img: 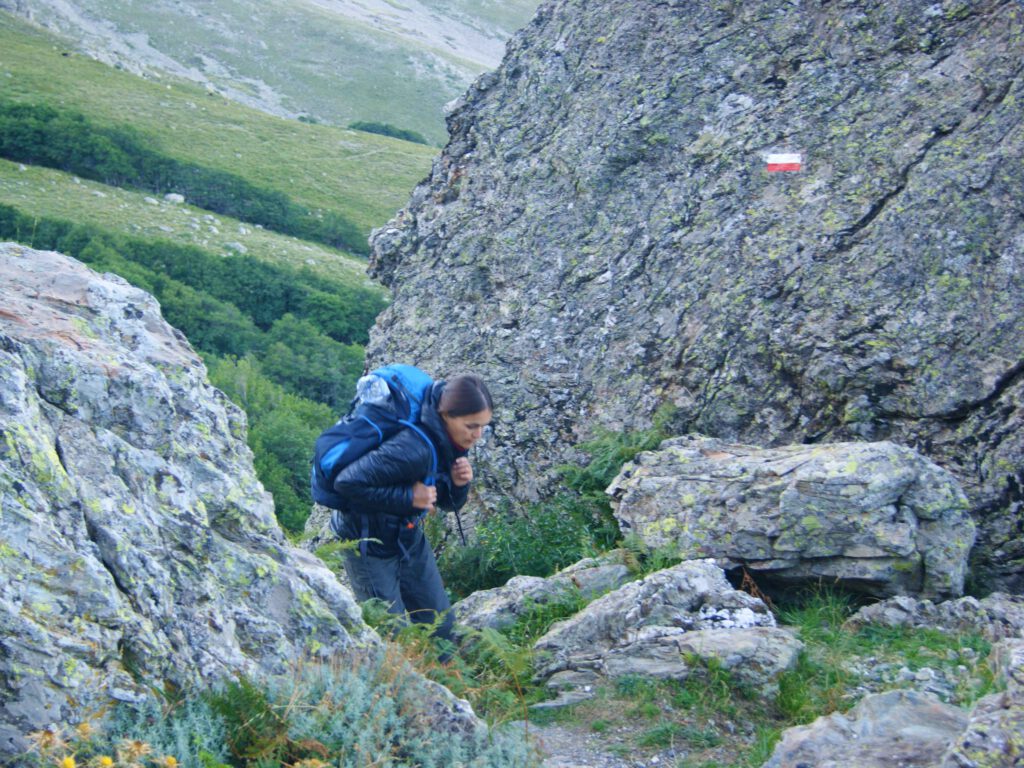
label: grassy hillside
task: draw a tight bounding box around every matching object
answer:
[4,0,540,145]
[0,158,378,288]
[0,11,437,239]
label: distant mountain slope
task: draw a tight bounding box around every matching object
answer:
[0,11,437,242]
[0,0,541,145]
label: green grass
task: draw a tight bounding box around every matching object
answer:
[0,10,437,236]
[501,588,1002,768]
[0,158,382,292]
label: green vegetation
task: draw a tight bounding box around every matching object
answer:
[208,357,335,534]
[0,0,540,147]
[19,654,540,768]
[774,587,999,723]
[0,11,436,237]
[349,121,431,146]
[433,587,995,767]
[0,100,367,252]
[0,206,383,346]
[0,11,437,537]
[437,409,671,597]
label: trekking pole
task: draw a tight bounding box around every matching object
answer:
[453,508,467,546]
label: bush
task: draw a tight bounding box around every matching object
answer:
[0,206,382,348]
[348,120,430,145]
[208,355,336,534]
[17,655,540,767]
[439,494,611,598]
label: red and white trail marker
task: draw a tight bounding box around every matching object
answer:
[765,153,802,172]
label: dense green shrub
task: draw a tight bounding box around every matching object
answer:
[0,100,369,252]
[208,355,338,534]
[0,205,384,349]
[349,120,430,146]
[439,496,609,598]
[262,314,364,405]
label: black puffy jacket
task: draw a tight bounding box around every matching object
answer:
[332,382,469,528]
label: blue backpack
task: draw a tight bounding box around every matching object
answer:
[311,364,438,510]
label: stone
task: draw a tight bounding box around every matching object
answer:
[454,550,633,632]
[531,559,800,697]
[608,435,975,599]
[763,689,969,768]
[764,638,1024,768]
[941,639,1024,768]
[845,593,1024,640]
[0,245,479,758]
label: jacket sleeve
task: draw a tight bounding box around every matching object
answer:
[332,430,433,515]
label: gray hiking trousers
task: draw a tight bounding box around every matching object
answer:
[341,522,455,652]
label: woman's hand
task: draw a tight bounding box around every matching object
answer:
[451,457,474,487]
[412,481,437,511]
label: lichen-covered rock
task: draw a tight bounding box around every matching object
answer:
[608,435,975,599]
[941,639,1024,768]
[0,245,379,756]
[845,593,1024,640]
[454,550,632,631]
[763,689,969,768]
[364,0,1024,591]
[531,559,800,700]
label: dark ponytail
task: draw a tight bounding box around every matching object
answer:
[438,374,493,417]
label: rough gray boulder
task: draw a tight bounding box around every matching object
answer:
[763,689,969,768]
[0,245,379,756]
[609,435,974,599]
[365,0,1024,591]
[454,550,633,632]
[845,592,1024,640]
[941,638,1024,768]
[531,559,801,702]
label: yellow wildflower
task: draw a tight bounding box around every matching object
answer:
[26,729,68,756]
[57,757,77,768]
[89,757,115,768]
[156,756,179,768]
[116,738,152,762]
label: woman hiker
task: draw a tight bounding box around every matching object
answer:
[331,373,493,659]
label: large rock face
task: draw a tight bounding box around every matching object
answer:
[366,0,1024,590]
[0,244,376,756]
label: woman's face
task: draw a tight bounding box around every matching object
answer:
[442,409,493,450]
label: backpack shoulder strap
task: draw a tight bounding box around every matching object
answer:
[399,418,438,486]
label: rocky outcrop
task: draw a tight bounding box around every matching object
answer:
[365,0,1024,590]
[0,244,381,756]
[764,638,1024,768]
[608,435,975,599]
[764,689,970,768]
[454,550,633,632]
[845,592,1024,640]
[530,559,802,703]
[941,639,1024,768]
